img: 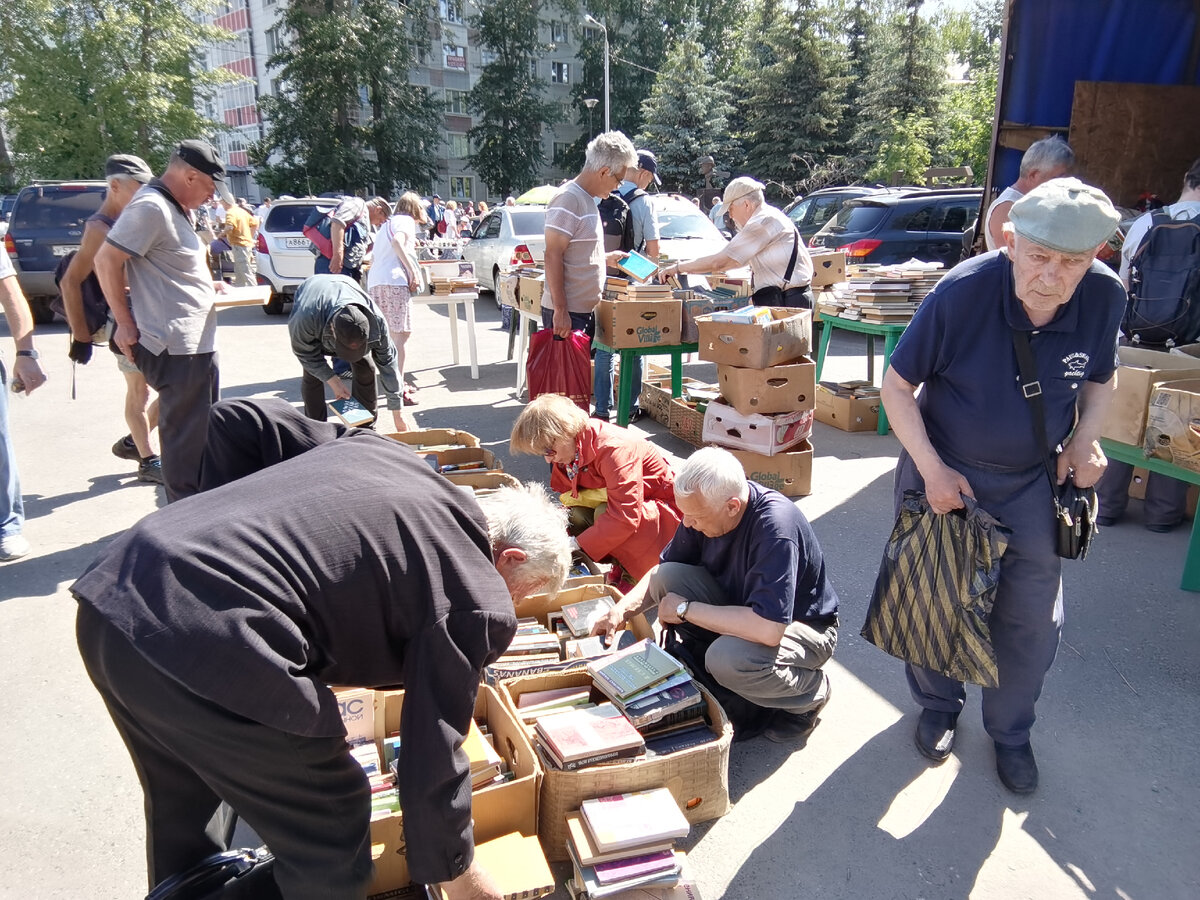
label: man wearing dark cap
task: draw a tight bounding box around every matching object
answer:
[60,153,164,485]
[288,273,407,433]
[880,177,1124,794]
[95,138,233,501]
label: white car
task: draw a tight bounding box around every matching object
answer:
[650,194,730,262]
[255,197,334,314]
[460,205,547,305]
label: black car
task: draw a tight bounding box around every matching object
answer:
[3,181,108,322]
[784,186,891,240]
[808,188,983,268]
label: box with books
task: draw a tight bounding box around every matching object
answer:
[440,471,520,497]
[681,294,740,343]
[701,399,814,457]
[594,298,682,350]
[815,381,881,433]
[695,307,811,369]
[500,671,732,861]
[420,447,504,481]
[366,685,541,894]
[384,428,481,452]
[420,831,555,900]
[726,442,813,498]
[514,584,653,644]
[716,359,815,416]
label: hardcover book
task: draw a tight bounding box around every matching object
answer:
[564,812,676,868]
[614,680,703,730]
[594,850,680,885]
[567,843,683,899]
[580,788,690,854]
[588,639,685,702]
[560,595,616,637]
[535,703,644,766]
[327,397,374,427]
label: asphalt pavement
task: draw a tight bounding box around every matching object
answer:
[1,293,1197,900]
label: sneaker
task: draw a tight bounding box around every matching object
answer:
[0,533,31,562]
[111,435,141,462]
[137,456,164,484]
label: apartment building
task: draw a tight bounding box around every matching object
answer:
[197,0,589,203]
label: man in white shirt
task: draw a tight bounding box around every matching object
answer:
[983,136,1075,251]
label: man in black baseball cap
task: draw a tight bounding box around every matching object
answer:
[175,138,235,206]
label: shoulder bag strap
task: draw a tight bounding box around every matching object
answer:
[1010,327,1062,504]
[783,227,800,283]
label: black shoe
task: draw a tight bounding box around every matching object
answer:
[1145,521,1181,533]
[764,683,830,744]
[111,435,141,462]
[137,456,164,484]
[628,407,645,424]
[1095,515,1117,527]
[915,708,959,762]
[995,741,1038,794]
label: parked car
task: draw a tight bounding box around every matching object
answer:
[460,205,547,305]
[255,196,332,315]
[3,181,107,322]
[650,193,732,261]
[0,194,18,238]
[784,186,893,240]
[808,187,983,268]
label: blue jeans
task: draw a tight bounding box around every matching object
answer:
[0,358,22,539]
[593,351,642,419]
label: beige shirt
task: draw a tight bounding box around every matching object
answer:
[543,181,605,314]
[725,204,814,290]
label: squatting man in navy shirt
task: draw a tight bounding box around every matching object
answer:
[593,446,840,744]
[880,177,1124,794]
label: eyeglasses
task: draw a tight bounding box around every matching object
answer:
[540,444,557,458]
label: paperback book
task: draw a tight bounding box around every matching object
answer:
[588,639,685,702]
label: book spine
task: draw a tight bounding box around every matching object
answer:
[559,745,643,771]
[631,703,705,732]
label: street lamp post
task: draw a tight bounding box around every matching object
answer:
[584,13,610,133]
[583,98,598,139]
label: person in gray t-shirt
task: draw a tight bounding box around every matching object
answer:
[96,139,233,502]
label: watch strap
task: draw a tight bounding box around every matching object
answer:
[16,349,38,359]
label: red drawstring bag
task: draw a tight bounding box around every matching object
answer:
[526,329,592,410]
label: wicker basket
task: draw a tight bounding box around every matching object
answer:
[640,379,673,424]
[500,672,733,861]
[668,398,706,447]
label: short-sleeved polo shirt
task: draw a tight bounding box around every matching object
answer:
[543,181,605,314]
[888,251,1125,469]
[617,181,661,253]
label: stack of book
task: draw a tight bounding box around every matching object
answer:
[565,788,694,898]
[626,283,673,301]
[502,617,564,661]
[429,276,476,295]
[605,276,631,300]
[534,702,647,770]
[817,262,947,323]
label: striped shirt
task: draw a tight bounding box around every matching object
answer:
[544,181,605,314]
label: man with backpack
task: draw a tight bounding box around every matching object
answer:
[594,149,663,421]
[1097,158,1200,531]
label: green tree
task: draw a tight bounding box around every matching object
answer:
[931,0,1002,180]
[252,0,440,197]
[467,0,560,199]
[0,0,237,182]
[634,15,738,194]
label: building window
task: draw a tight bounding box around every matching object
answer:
[450,176,472,200]
[445,89,470,114]
[559,102,572,122]
[551,61,569,84]
[448,133,470,159]
[481,47,497,67]
[263,0,276,6]
[265,25,282,56]
[440,0,464,25]
[550,21,569,44]
[443,44,467,71]
[529,58,538,79]
[553,142,571,164]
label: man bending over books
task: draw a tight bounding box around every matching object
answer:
[594,446,838,743]
[72,399,571,900]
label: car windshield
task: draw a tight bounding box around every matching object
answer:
[266,204,323,233]
[657,206,722,240]
[11,186,106,230]
[815,202,888,237]
[508,210,545,236]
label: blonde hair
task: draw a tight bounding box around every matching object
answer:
[510,393,589,455]
[394,191,426,224]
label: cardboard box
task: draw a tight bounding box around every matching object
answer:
[423,447,503,482]
[808,249,847,288]
[1101,347,1200,445]
[717,359,815,416]
[1128,467,1149,500]
[518,275,544,313]
[727,441,813,497]
[1170,343,1200,359]
[367,685,541,896]
[444,471,520,493]
[815,383,881,432]
[668,397,707,447]
[1143,378,1200,473]
[681,295,739,343]
[514,583,653,642]
[594,298,682,349]
[702,399,814,456]
[384,428,480,451]
[695,307,811,369]
[498,271,521,309]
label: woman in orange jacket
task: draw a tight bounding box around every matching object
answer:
[511,394,681,583]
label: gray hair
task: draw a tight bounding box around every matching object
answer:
[475,482,571,597]
[675,447,748,506]
[1019,136,1075,178]
[583,131,638,175]
[106,174,141,190]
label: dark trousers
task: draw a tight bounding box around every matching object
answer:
[76,602,374,899]
[133,345,219,503]
[1096,460,1188,526]
[301,359,377,423]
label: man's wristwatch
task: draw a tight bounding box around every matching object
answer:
[675,599,691,623]
[15,349,38,359]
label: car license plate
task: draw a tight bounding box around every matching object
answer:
[284,237,311,249]
[53,245,78,256]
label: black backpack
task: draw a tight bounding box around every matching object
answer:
[51,251,110,337]
[1124,207,1200,348]
[597,186,646,253]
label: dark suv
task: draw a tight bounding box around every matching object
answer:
[3,181,108,322]
[808,188,983,268]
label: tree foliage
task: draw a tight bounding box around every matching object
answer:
[252,0,441,197]
[634,14,738,194]
[467,0,560,198]
[0,0,237,183]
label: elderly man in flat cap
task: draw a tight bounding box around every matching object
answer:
[879,177,1124,794]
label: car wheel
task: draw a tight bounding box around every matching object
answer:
[28,296,55,325]
[492,268,503,309]
[264,293,286,316]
